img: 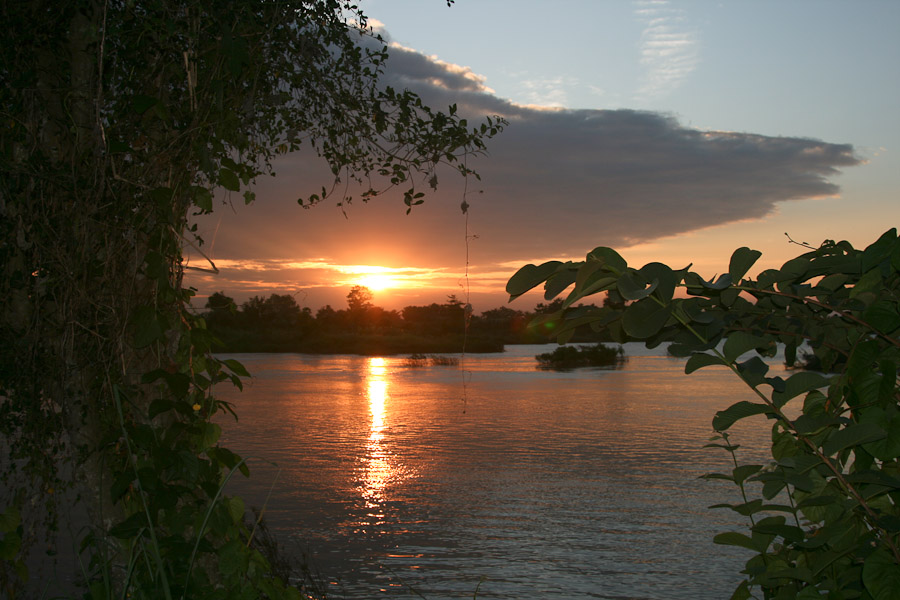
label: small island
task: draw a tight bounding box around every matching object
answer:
[535,343,626,369]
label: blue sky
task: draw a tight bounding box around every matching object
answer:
[188,0,900,311]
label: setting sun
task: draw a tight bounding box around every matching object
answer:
[336,264,433,294]
[357,273,395,291]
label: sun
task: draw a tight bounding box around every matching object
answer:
[356,273,395,291]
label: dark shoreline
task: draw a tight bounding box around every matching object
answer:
[210,333,506,355]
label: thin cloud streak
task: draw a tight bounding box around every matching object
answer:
[634,0,699,102]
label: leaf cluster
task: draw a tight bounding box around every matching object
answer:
[507,229,900,598]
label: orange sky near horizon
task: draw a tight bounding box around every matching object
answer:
[185,3,900,315]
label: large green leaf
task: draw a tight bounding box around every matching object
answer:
[713,532,757,552]
[617,269,657,301]
[723,332,771,363]
[506,261,562,300]
[821,422,887,456]
[861,228,897,272]
[132,305,164,349]
[861,408,900,460]
[864,300,900,334]
[585,247,627,273]
[713,401,772,431]
[108,512,148,539]
[772,371,831,407]
[863,547,900,600]
[622,298,671,339]
[640,262,677,302]
[685,352,727,374]
[219,167,241,192]
[729,247,762,282]
[543,266,578,299]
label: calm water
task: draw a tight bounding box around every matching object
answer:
[215,344,786,599]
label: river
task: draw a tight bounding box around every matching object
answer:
[215,343,785,599]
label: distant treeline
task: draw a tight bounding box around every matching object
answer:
[200,286,616,354]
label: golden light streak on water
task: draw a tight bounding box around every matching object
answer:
[363,357,392,507]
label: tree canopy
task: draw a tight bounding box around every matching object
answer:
[0,1,502,596]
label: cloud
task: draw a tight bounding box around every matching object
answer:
[633,0,700,102]
[187,26,860,307]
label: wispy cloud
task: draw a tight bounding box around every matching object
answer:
[634,0,699,102]
[513,74,579,108]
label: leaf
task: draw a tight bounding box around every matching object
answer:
[863,547,900,600]
[702,273,733,290]
[200,422,222,449]
[0,530,21,560]
[132,305,164,349]
[640,262,677,302]
[734,356,770,387]
[713,401,772,432]
[822,422,886,456]
[685,352,727,374]
[622,298,672,339]
[713,532,757,552]
[585,247,627,273]
[507,261,562,300]
[751,522,805,544]
[864,300,900,334]
[148,399,173,419]
[617,269,657,301]
[733,464,762,484]
[226,496,245,524]
[543,267,578,299]
[723,332,771,362]
[164,372,190,397]
[174,450,200,484]
[223,358,250,377]
[575,275,617,300]
[219,168,240,192]
[729,247,762,282]
[0,506,21,533]
[772,371,831,406]
[729,580,751,600]
[861,408,900,460]
[861,228,897,272]
[109,513,147,539]
[850,267,883,299]
[110,471,133,502]
[191,186,213,212]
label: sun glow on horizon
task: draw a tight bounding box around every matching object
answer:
[356,273,396,291]
[335,264,440,292]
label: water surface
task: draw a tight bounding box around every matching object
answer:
[216,344,784,599]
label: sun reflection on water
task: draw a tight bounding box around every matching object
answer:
[362,357,394,507]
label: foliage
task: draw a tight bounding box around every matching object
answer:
[346,285,375,313]
[507,229,900,598]
[0,1,501,597]
[534,343,625,370]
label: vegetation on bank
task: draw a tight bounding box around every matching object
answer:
[535,343,625,369]
[0,1,502,597]
[201,286,618,354]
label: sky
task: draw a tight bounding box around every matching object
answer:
[186,0,900,313]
